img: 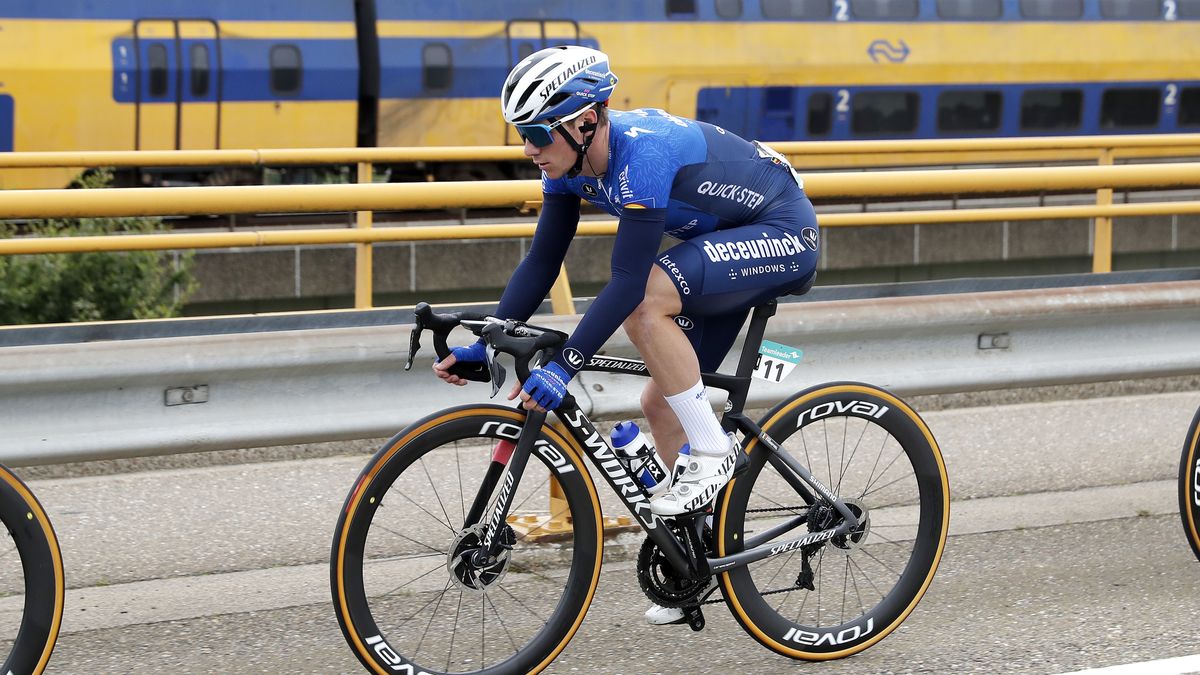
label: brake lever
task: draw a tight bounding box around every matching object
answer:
[485,343,507,398]
[404,325,422,371]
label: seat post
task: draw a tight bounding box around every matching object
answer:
[735,300,776,379]
[720,300,777,425]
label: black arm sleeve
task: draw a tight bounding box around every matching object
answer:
[494,192,581,322]
[550,207,667,376]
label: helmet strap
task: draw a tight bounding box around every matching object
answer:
[559,118,599,179]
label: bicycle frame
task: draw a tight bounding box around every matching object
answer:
[476,300,862,580]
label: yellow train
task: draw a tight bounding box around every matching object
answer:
[1,0,1198,188]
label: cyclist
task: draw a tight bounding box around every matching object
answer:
[435,43,818,549]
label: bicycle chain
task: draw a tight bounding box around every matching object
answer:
[700,506,809,605]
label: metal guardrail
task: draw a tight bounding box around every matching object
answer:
[3,162,1200,312]
[1,280,1196,466]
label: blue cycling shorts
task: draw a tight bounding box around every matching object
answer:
[653,193,819,371]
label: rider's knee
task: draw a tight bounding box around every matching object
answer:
[623,302,656,344]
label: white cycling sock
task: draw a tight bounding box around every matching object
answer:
[664,380,732,457]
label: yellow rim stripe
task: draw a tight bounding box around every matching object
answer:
[717,384,950,660]
[0,466,64,674]
[333,408,603,674]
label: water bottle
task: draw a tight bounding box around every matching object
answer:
[610,421,672,496]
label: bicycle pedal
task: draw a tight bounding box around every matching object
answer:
[683,605,705,632]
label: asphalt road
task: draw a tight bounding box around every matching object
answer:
[13,389,1200,674]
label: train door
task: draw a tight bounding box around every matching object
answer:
[134,19,221,150]
[503,20,582,145]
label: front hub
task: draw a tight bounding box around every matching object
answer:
[446,524,513,593]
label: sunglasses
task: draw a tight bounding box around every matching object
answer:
[515,105,594,148]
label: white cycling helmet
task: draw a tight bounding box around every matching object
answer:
[501,45,617,125]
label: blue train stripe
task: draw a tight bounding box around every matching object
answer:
[378,37,598,99]
[385,0,1199,22]
[0,95,12,152]
[700,81,1200,141]
[110,38,358,103]
[0,0,354,22]
[2,1,1197,23]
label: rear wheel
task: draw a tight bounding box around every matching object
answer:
[716,382,949,660]
[331,405,603,674]
[0,464,64,674]
[1179,404,1200,562]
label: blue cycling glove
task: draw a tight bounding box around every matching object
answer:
[448,340,487,363]
[522,362,571,410]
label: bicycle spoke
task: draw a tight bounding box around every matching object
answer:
[394,489,457,535]
[837,419,872,495]
[847,554,887,604]
[495,580,549,625]
[447,590,463,672]
[367,521,446,558]
[483,589,521,657]
[852,544,904,581]
[847,556,866,617]
[508,471,552,517]
[860,471,915,502]
[861,442,904,502]
[455,445,467,524]
[412,579,452,655]
[420,456,455,531]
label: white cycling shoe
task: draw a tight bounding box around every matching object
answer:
[644,576,719,626]
[650,444,738,517]
[644,603,687,625]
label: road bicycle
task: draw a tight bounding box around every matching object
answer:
[331,298,950,674]
[1180,403,1200,562]
[0,463,64,674]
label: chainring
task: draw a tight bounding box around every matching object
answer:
[635,525,713,609]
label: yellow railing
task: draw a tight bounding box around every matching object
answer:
[2,162,1200,308]
[2,134,1199,170]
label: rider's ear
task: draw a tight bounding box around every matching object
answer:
[576,107,599,131]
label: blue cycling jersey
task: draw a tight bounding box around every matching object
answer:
[543,108,804,238]
[495,108,814,380]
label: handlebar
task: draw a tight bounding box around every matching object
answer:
[406,302,569,392]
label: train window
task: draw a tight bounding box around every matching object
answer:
[516,43,535,61]
[1019,89,1082,130]
[1180,88,1200,127]
[938,90,1001,132]
[761,87,795,139]
[1099,0,1160,18]
[667,0,698,16]
[270,45,302,95]
[147,43,169,98]
[422,43,452,92]
[1019,0,1082,18]
[852,91,919,134]
[190,44,210,97]
[807,92,832,136]
[851,0,919,18]
[1101,88,1159,128]
[715,0,743,18]
[936,0,1002,19]
[761,0,832,19]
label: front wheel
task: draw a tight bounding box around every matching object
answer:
[331,404,604,675]
[715,382,949,660]
[0,464,65,675]
[1179,404,1200,562]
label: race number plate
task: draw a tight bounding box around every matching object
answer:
[754,339,803,383]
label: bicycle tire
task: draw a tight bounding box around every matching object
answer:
[715,382,949,660]
[0,464,65,675]
[1179,404,1200,562]
[331,404,603,675]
